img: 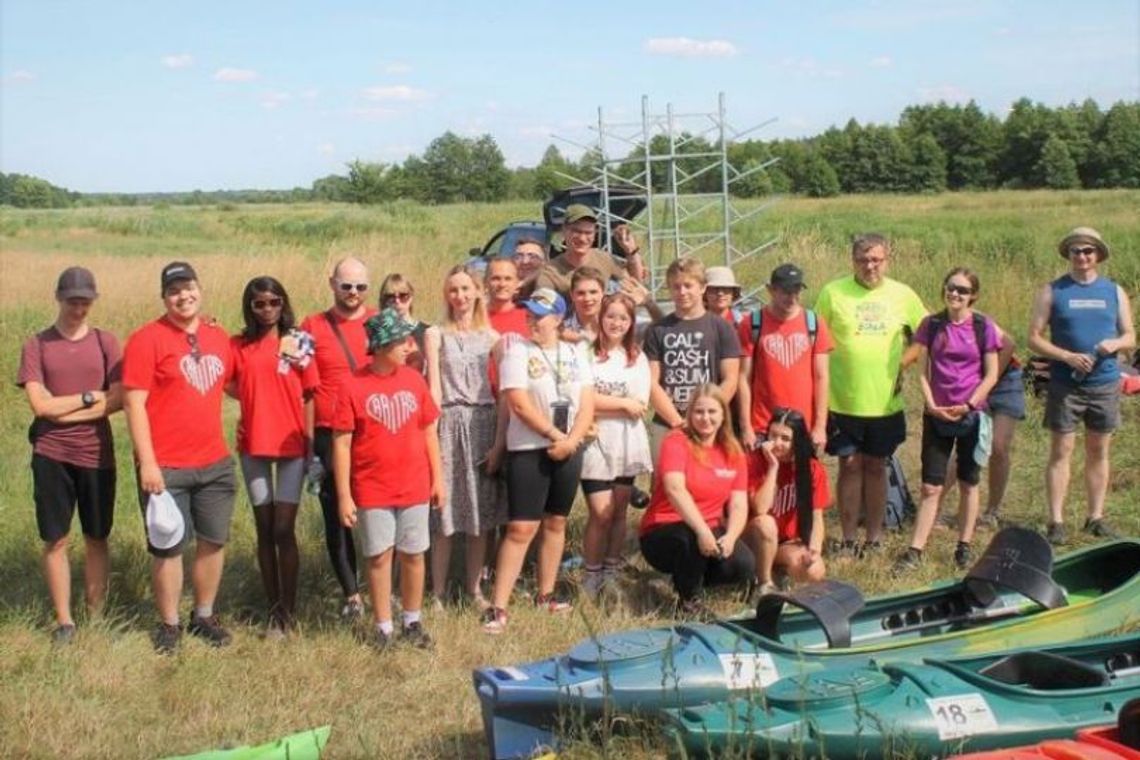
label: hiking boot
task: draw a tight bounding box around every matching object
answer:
[677,596,716,622]
[833,539,861,559]
[340,597,365,623]
[953,542,974,569]
[1083,517,1119,540]
[51,623,76,646]
[534,592,573,613]
[400,621,434,650]
[860,540,884,558]
[152,622,182,655]
[892,547,924,576]
[1045,521,1067,546]
[188,614,232,647]
[369,628,394,652]
[481,607,508,635]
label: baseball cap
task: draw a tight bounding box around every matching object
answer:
[160,261,198,292]
[55,266,98,300]
[769,263,807,290]
[563,204,597,226]
[146,491,185,551]
[1058,227,1109,261]
[521,287,567,317]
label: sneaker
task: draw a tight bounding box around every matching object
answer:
[152,622,182,655]
[369,628,394,652]
[340,597,365,622]
[1045,521,1067,546]
[953,542,974,569]
[756,581,778,598]
[481,606,508,635]
[400,621,434,650]
[833,539,861,559]
[977,509,1001,529]
[677,597,716,622]
[1083,517,1119,540]
[860,540,884,558]
[51,623,76,646]
[264,618,287,642]
[630,486,651,509]
[892,547,923,576]
[188,614,232,647]
[534,592,573,614]
[581,570,605,599]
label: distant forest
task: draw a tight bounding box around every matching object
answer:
[3,97,1137,209]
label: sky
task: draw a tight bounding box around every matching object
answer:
[1,0,1137,193]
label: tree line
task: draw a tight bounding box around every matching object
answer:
[3,97,1137,208]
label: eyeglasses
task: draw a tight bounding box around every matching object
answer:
[186,332,201,361]
[337,282,369,293]
[251,297,283,310]
[1068,246,1098,258]
[706,287,737,296]
[383,292,412,304]
[855,257,886,266]
[944,284,974,296]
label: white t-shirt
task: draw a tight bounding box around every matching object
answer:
[499,338,595,451]
[582,348,653,480]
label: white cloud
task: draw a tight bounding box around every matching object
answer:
[384,62,412,74]
[779,57,845,78]
[3,69,35,84]
[643,37,738,58]
[213,67,259,82]
[362,85,432,102]
[917,84,971,103]
[161,54,194,69]
[869,55,893,68]
[317,143,335,156]
[350,106,397,120]
[260,91,291,109]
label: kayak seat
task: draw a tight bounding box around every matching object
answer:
[965,526,1068,610]
[980,651,1109,690]
[754,580,865,649]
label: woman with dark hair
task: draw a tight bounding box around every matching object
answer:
[379,273,429,375]
[748,407,831,594]
[896,267,1001,574]
[638,384,753,619]
[231,276,317,637]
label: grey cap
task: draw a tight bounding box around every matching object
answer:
[56,266,98,300]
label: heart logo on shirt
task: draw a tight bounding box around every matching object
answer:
[762,333,810,368]
[365,391,418,434]
[180,354,225,395]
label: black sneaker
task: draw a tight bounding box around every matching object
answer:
[400,621,434,650]
[860,540,884,559]
[833,539,861,559]
[188,614,232,647]
[1045,521,1067,546]
[953,542,973,569]
[630,486,651,509]
[892,547,923,576]
[153,622,182,655]
[370,629,394,652]
[1082,517,1119,540]
[51,623,76,646]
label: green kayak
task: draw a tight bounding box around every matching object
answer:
[162,726,330,760]
[663,634,1140,758]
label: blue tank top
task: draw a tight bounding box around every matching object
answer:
[1048,274,1120,386]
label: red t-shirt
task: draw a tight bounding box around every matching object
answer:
[748,455,832,542]
[332,365,440,508]
[301,308,376,429]
[737,307,834,433]
[232,332,319,458]
[489,304,530,339]
[640,429,748,536]
[122,317,234,468]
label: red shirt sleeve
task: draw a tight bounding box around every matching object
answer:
[812,313,835,354]
[331,380,356,432]
[122,325,157,391]
[730,451,748,491]
[300,359,320,392]
[736,313,755,358]
[811,458,832,510]
[658,431,687,475]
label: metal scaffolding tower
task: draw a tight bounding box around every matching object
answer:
[554,92,779,297]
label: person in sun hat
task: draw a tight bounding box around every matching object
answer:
[122,261,237,654]
[704,265,745,326]
[1028,227,1135,545]
[17,266,123,645]
[332,307,444,651]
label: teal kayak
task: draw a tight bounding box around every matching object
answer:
[473,530,1140,759]
[162,726,331,760]
[662,634,1140,758]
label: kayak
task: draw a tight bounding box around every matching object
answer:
[473,529,1140,759]
[948,699,1140,759]
[662,634,1140,759]
[162,726,331,760]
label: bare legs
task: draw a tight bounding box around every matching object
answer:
[837,454,887,544]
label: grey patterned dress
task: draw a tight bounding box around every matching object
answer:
[436,329,506,537]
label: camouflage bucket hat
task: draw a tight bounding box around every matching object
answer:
[365,307,415,353]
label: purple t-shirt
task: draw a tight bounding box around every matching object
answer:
[915,314,1001,407]
[17,327,122,468]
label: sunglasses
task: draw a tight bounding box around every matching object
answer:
[251,297,283,310]
[186,332,201,361]
[337,282,369,293]
[1068,246,1098,258]
[944,284,974,296]
[383,292,412,304]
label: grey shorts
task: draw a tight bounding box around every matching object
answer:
[137,457,237,558]
[357,503,430,557]
[988,368,1026,421]
[1044,378,1121,434]
[239,454,305,507]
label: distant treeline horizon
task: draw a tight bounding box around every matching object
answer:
[2,96,1137,209]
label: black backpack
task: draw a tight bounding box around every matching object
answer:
[884,453,917,530]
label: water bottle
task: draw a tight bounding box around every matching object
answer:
[1071,353,1095,382]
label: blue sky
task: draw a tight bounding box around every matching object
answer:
[1,0,1137,193]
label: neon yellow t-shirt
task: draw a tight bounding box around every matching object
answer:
[813,275,927,416]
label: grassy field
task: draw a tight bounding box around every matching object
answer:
[1,190,1139,759]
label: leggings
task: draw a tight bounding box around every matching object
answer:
[640,522,755,601]
[313,427,358,597]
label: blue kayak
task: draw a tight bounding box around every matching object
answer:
[473,529,1140,759]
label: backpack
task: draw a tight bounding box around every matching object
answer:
[925,310,988,376]
[750,307,817,352]
[884,453,917,530]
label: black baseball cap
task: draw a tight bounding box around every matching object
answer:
[769,263,807,290]
[56,266,98,300]
[160,261,198,292]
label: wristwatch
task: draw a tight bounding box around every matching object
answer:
[81,391,96,408]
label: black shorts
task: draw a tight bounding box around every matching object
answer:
[920,414,982,487]
[506,449,583,520]
[32,453,116,543]
[580,475,635,496]
[825,411,906,459]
